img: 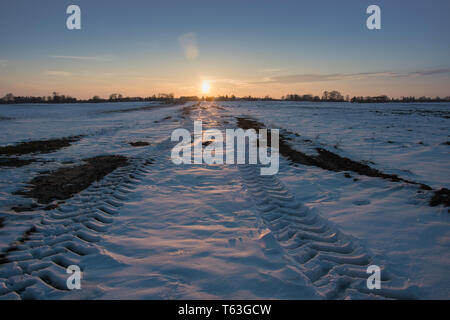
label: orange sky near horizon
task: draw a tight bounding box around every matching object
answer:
[2,64,449,100]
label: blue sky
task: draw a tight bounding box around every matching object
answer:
[0,0,449,98]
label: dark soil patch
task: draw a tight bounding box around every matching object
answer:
[0,217,4,229]
[0,226,37,265]
[202,140,213,147]
[0,136,83,156]
[443,141,450,146]
[43,204,59,211]
[11,203,39,212]
[0,116,13,121]
[181,106,193,118]
[11,201,65,212]
[0,252,9,265]
[181,103,200,119]
[129,141,150,147]
[0,157,35,168]
[103,104,170,114]
[419,184,432,191]
[15,155,128,204]
[391,109,450,119]
[430,188,450,207]
[236,117,432,190]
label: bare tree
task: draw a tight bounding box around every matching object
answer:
[3,93,14,102]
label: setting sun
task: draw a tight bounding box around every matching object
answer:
[201,80,210,94]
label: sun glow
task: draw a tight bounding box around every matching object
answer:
[201,80,210,94]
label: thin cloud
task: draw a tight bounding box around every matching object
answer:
[49,55,104,61]
[413,68,450,76]
[202,76,253,87]
[260,74,341,83]
[45,70,72,76]
[258,68,281,73]
[178,32,199,60]
[255,68,450,84]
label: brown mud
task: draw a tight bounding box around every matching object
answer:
[0,136,83,156]
[0,226,37,265]
[129,141,150,147]
[103,104,173,114]
[0,157,35,168]
[430,188,450,207]
[236,117,449,207]
[14,155,128,205]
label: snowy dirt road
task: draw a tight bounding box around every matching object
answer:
[0,101,448,299]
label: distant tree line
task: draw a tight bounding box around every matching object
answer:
[283,91,450,103]
[283,91,348,102]
[350,95,450,103]
[0,92,176,104]
[1,91,449,104]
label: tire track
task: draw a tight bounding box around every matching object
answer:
[238,163,416,299]
[176,102,417,299]
[0,102,419,299]
[0,147,155,299]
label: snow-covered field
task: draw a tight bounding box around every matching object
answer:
[0,101,448,299]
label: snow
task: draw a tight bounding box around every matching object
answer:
[0,101,449,299]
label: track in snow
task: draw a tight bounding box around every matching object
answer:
[188,102,417,299]
[0,147,154,299]
[238,163,416,299]
[0,102,420,299]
